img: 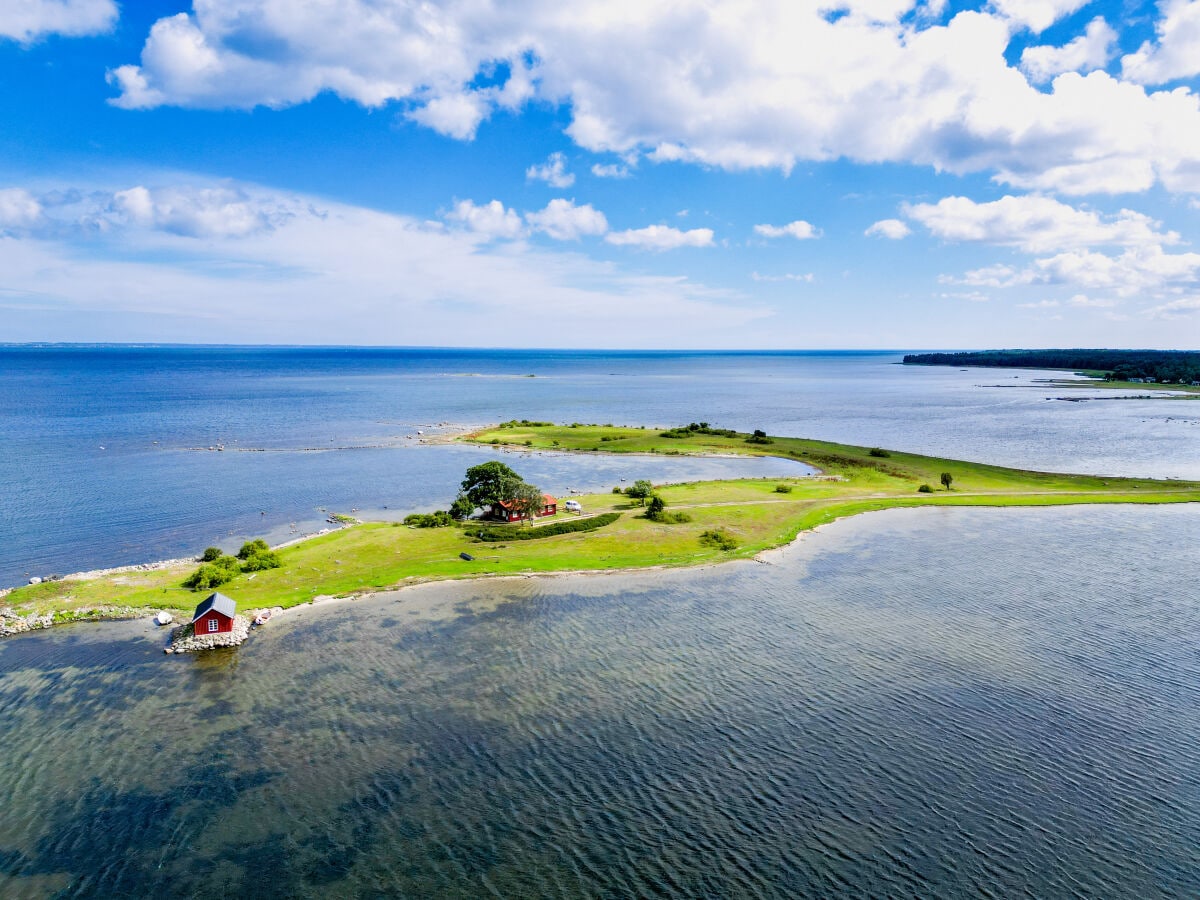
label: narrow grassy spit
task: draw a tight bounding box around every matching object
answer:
[6,424,1199,619]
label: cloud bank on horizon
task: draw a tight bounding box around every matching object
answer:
[2,0,1199,347]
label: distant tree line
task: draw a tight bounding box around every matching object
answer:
[903,350,1200,384]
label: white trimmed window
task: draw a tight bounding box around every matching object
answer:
[207,618,219,632]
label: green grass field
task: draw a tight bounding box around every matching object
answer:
[5,423,1198,619]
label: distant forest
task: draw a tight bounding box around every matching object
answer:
[903,350,1200,384]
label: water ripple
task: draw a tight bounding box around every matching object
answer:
[0,505,1198,896]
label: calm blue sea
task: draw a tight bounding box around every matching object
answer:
[2,346,1199,897]
[2,345,1197,585]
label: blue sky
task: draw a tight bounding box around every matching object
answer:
[2,0,1199,348]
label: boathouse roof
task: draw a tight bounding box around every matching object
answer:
[192,592,237,623]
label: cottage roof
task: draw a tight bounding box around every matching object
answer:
[192,592,237,623]
[497,494,557,510]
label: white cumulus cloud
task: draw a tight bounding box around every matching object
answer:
[905,195,1178,253]
[1021,17,1116,83]
[444,199,525,240]
[109,185,287,238]
[526,152,575,188]
[754,220,820,240]
[606,225,715,251]
[988,0,1090,33]
[1122,0,1200,85]
[865,218,911,239]
[1,0,117,43]
[103,1,1200,197]
[524,199,608,241]
[0,188,44,231]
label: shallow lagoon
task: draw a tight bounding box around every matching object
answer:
[2,505,1197,897]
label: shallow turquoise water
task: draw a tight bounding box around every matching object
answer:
[2,505,1197,897]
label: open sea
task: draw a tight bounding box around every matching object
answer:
[1,346,1198,897]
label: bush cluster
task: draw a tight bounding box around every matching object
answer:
[868,448,891,458]
[647,509,691,524]
[699,529,739,551]
[498,419,553,428]
[918,484,934,493]
[643,495,689,523]
[774,484,792,493]
[660,422,739,439]
[184,538,281,590]
[404,511,454,528]
[184,555,242,590]
[476,512,620,542]
[744,429,774,445]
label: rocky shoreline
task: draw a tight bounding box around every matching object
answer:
[165,615,252,653]
[163,606,283,653]
[0,605,146,637]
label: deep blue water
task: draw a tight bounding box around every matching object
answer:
[2,346,1197,585]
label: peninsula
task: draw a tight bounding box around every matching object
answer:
[5,422,1199,626]
[903,349,1200,391]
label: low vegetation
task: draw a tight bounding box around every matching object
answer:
[5,423,1199,620]
[404,511,454,528]
[699,529,739,551]
[183,539,281,590]
[475,512,621,542]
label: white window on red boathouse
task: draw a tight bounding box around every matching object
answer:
[207,618,219,632]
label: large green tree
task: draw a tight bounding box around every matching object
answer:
[625,479,654,506]
[510,481,547,525]
[460,461,523,509]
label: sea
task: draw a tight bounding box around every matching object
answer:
[1,346,1198,897]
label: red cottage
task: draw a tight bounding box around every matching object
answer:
[493,494,558,522]
[191,592,236,635]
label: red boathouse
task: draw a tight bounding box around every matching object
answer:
[192,592,237,635]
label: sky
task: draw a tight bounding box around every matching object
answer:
[1,0,1200,349]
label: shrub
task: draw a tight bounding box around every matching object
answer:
[404,511,454,528]
[240,550,282,571]
[237,539,270,560]
[699,529,739,551]
[665,512,692,523]
[184,564,230,591]
[498,419,553,428]
[660,422,739,439]
[200,546,223,562]
[647,499,691,524]
[918,484,934,493]
[745,429,774,445]
[183,554,241,590]
[476,512,620,542]
[868,448,891,458]
[612,486,623,494]
[774,484,792,493]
